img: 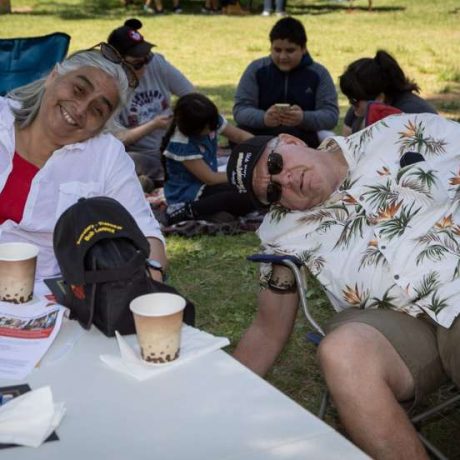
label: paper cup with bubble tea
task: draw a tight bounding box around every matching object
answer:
[0,242,39,304]
[129,292,186,363]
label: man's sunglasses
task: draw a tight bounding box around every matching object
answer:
[129,53,153,70]
[266,148,284,204]
[89,42,139,89]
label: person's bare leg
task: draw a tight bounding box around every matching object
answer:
[233,288,298,376]
[144,0,154,11]
[318,323,428,460]
[153,0,163,11]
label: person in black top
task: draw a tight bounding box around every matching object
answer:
[340,49,437,135]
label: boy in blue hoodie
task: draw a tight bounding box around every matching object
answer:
[233,17,338,148]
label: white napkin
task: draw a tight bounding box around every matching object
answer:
[100,325,230,381]
[0,386,66,448]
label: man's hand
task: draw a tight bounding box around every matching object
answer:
[264,105,283,127]
[278,104,303,127]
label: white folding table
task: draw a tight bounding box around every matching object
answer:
[0,321,368,459]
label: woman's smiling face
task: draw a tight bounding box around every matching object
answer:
[39,66,119,146]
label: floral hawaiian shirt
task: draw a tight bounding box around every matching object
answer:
[258,113,460,328]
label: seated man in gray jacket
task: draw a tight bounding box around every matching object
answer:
[233,17,338,148]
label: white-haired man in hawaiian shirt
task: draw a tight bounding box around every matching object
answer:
[226,113,460,460]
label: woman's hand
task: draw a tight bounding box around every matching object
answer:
[152,114,173,131]
[147,237,167,282]
[115,114,173,145]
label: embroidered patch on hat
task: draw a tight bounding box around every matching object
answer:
[77,222,124,245]
[235,151,251,193]
[53,196,150,285]
[226,135,274,209]
[128,30,143,42]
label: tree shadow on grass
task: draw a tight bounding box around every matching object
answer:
[10,0,255,18]
[288,3,405,16]
[11,0,149,19]
[9,0,407,18]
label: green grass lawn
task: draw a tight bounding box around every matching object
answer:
[2,0,460,456]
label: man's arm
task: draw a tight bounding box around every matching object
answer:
[300,64,339,132]
[233,60,267,129]
[221,123,254,144]
[342,106,355,136]
[233,265,299,377]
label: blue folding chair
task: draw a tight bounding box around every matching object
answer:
[0,32,71,96]
[247,253,460,460]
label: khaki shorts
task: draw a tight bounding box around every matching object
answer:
[324,308,460,408]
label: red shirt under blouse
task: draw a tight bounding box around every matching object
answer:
[0,152,39,224]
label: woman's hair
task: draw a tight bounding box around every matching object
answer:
[160,93,219,153]
[339,50,420,103]
[7,49,131,133]
[269,17,307,48]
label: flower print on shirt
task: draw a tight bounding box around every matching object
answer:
[257,113,460,327]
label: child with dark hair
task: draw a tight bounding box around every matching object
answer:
[162,93,256,226]
[340,49,437,135]
[233,17,338,148]
[268,16,305,44]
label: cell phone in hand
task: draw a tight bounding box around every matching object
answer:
[275,103,291,111]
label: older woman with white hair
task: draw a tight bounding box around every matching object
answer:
[0,44,166,280]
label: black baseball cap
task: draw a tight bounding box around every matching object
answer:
[108,18,155,58]
[53,196,150,285]
[226,135,274,209]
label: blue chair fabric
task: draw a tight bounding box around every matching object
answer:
[0,32,71,96]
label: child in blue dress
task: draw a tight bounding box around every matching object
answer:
[162,93,256,225]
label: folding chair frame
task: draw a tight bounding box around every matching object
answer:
[248,253,460,460]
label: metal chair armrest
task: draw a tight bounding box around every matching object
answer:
[247,254,325,336]
[246,254,303,266]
